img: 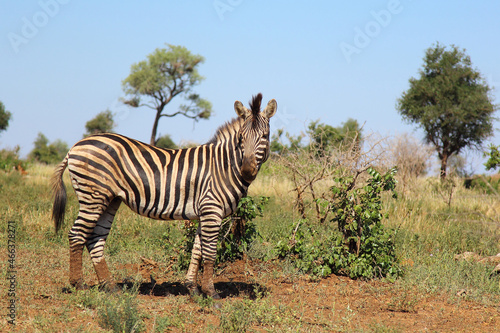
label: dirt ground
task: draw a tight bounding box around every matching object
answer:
[212,260,499,332]
[5,257,500,332]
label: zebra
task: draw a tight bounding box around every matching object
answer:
[51,93,277,299]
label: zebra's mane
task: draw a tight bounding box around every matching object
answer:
[249,93,262,116]
[207,117,244,145]
[207,94,263,144]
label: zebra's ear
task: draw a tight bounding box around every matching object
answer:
[234,101,251,119]
[262,99,277,119]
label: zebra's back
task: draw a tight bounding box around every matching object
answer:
[67,133,213,221]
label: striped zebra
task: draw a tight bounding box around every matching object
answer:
[51,93,277,298]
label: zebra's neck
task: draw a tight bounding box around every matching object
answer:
[207,124,250,214]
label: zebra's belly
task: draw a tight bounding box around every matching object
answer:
[120,194,200,221]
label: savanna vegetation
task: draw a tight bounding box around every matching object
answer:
[1,128,499,332]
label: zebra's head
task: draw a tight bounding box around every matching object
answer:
[234,93,277,182]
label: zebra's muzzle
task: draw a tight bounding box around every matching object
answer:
[241,153,258,182]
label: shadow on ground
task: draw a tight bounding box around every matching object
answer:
[117,280,268,299]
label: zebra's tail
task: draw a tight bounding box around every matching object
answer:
[51,155,69,233]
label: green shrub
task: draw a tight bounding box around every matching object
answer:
[217,196,268,263]
[219,299,255,333]
[69,286,145,333]
[155,134,177,149]
[276,168,402,280]
[466,175,500,194]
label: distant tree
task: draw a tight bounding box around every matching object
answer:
[155,134,177,149]
[484,144,500,171]
[271,119,362,157]
[0,101,12,133]
[122,44,212,145]
[307,118,362,156]
[84,109,115,137]
[270,129,304,155]
[29,133,68,164]
[397,43,497,179]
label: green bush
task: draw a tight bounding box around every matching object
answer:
[155,134,177,149]
[276,168,402,280]
[466,175,500,194]
[70,286,144,333]
[217,196,268,264]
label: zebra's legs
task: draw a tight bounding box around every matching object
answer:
[68,197,119,290]
[68,237,86,289]
[202,260,218,298]
[185,224,202,295]
[68,219,90,289]
[199,212,222,299]
[86,198,121,289]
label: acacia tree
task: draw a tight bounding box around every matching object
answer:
[397,43,497,179]
[122,44,212,145]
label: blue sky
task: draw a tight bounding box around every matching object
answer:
[1,1,500,173]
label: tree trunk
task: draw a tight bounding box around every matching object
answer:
[150,108,162,146]
[440,152,448,180]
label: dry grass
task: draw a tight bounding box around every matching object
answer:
[247,173,295,200]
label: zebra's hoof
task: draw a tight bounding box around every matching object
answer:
[71,279,89,291]
[185,281,201,296]
[100,281,120,293]
[201,287,221,300]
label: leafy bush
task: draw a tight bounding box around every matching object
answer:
[276,168,402,280]
[217,196,268,263]
[84,109,116,137]
[166,220,198,271]
[71,286,144,333]
[465,174,500,194]
[0,101,11,133]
